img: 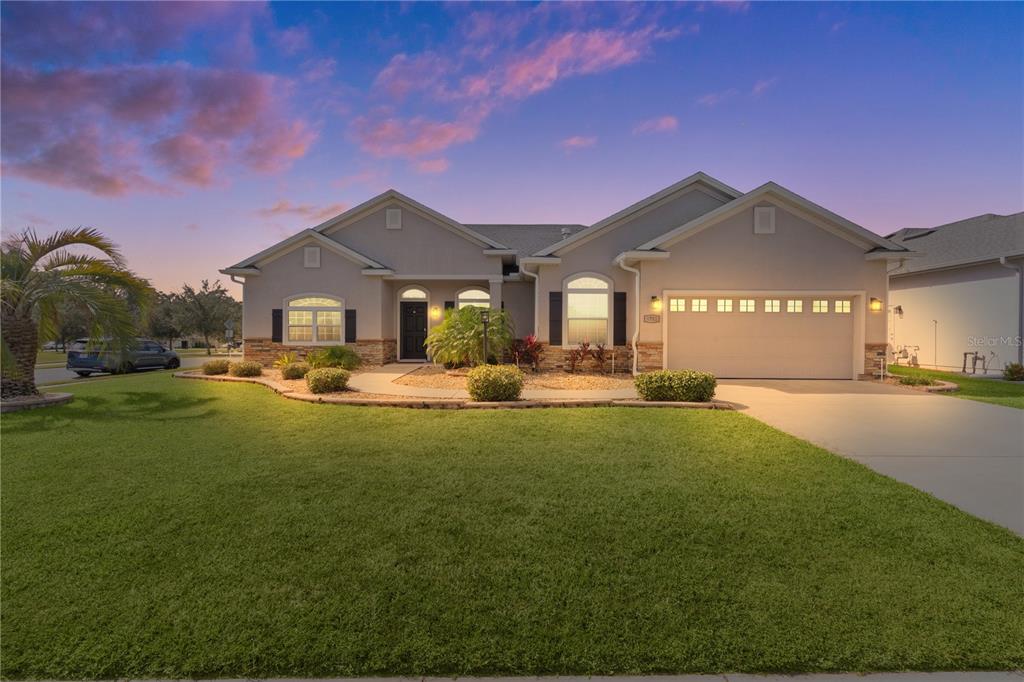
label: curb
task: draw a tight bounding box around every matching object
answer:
[0,391,73,413]
[174,372,733,410]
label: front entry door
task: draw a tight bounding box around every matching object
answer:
[400,301,428,360]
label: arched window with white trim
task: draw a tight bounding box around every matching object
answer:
[457,288,490,309]
[286,295,343,344]
[565,274,610,345]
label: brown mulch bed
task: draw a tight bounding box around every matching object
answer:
[394,365,635,391]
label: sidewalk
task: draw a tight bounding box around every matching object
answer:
[348,363,639,401]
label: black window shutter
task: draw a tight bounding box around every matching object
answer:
[271,309,282,343]
[345,309,357,343]
[444,301,455,310]
[548,292,562,346]
[614,292,627,346]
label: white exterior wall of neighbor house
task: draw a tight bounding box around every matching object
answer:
[889,262,1020,373]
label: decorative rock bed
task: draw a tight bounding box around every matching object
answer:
[0,392,73,413]
[174,371,735,410]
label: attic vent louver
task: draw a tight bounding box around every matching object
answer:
[754,206,775,234]
[386,208,402,230]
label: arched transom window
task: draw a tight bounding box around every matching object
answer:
[457,288,490,309]
[287,295,343,343]
[566,275,609,345]
[400,287,427,300]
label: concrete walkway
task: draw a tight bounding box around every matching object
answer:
[348,364,638,401]
[714,380,1024,535]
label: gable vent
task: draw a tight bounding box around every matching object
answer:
[386,208,402,230]
[754,206,775,234]
[303,246,321,268]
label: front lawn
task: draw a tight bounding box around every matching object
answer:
[888,365,1024,409]
[2,373,1022,678]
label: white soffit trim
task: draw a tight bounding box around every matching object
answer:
[536,172,743,257]
[519,256,562,265]
[636,182,908,253]
[219,267,260,276]
[615,250,670,262]
[229,230,387,270]
[314,189,507,249]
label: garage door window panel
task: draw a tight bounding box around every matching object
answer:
[834,300,851,314]
[669,298,685,312]
[717,299,733,313]
[787,300,803,313]
[812,300,828,313]
[691,298,708,312]
[765,299,781,313]
[739,299,755,313]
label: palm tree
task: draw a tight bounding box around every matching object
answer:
[1,228,153,399]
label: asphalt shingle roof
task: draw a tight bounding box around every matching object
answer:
[466,224,587,256]
[887,212,1024,274]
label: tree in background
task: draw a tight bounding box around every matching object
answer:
[1,228,152,398]
[146,292,183,348]
[53,300,92,351]
[173,280,241,355]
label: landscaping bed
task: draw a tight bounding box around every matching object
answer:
[887,365,1024,409]
[2,372,1022,677]
[395,365,636,390]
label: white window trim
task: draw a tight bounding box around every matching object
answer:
[283,293,345,346]
[455,286,491,309]
[396,285,432,362]
[562,271,613,348]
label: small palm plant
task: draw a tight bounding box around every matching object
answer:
[425,306,514,367]
[1,228,153,398]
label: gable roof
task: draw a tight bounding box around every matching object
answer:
[635,181,908,254]
[223,229,387,273]
[313,189,507,249]
[887,212,1024,275]
[535,172,742,256]
[467,224,586,256]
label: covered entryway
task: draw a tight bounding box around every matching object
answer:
[398,286,429,360]
[664,293,860,379]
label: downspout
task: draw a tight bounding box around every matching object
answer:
[615,255,641,375]
[998,257,1024,364]
[229,275,245,286]
[519,263,540,338]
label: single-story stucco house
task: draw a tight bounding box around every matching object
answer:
[887,212,1024,373]
[221,172,915,379]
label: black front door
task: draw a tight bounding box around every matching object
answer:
[400,301,428,360]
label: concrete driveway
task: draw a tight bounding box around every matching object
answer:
[715,380,1024,535]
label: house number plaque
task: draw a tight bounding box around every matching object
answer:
[643,314,661,323]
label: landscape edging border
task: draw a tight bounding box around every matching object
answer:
[0,392,73,413]
[173,371,735,410]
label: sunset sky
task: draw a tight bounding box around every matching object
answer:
[1,1,1021,295]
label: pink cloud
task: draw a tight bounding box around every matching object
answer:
[352,112,479,159]
[301,58,337,82]
[184,222,201,232]
[633,115,679,134]
[1,63,315,195]
[560,135,597,151]
[258,200,350,222]
[274,25,311,55]
[696,88,739,107]
[374,52,452,100]
[751,77,779,96]
[413,158,450,174]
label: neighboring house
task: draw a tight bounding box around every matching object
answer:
[222,172,912,379]
[887,212,1024,373]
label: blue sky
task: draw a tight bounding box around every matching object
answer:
[1,1,1020,293]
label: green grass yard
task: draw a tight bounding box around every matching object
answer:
[2,373,1022,678]
[888,365,1024,409]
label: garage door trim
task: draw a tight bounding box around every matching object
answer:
[659,289,867,380]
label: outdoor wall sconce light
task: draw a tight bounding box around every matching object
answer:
[869,297,883,312]
[430,305,441,320]
[650,296,663,312]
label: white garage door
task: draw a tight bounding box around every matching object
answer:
[665,295,855,379]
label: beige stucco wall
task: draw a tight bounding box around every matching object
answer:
[323,203,504,276]
[242,239,383,338]
[502,279,535,337]
[639,201,889,345]
[890,262,1020,372]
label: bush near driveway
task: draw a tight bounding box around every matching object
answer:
[466,364,524,401]
[1,373,1022,678]
[228,361,262,377]
[201,359,230,375]
[280,362,310,380]
[1003,362,1024,381]
[635,369,717,402]
[305,367,350,393]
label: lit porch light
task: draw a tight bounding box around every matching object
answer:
[869,297,883,312]
[430,305,441,320]
[650,296,663,313]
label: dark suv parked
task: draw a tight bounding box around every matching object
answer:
[66,338,180,377]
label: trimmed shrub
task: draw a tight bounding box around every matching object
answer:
[306,367,350,394]
[635,369,717,402]
[898,373,936,386]
[466,364,523,402]
[280,362,310,380]
[228,360,263,377]
[306,345,362,371]
[202,359,230,375]
[1003,362,1024,381]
